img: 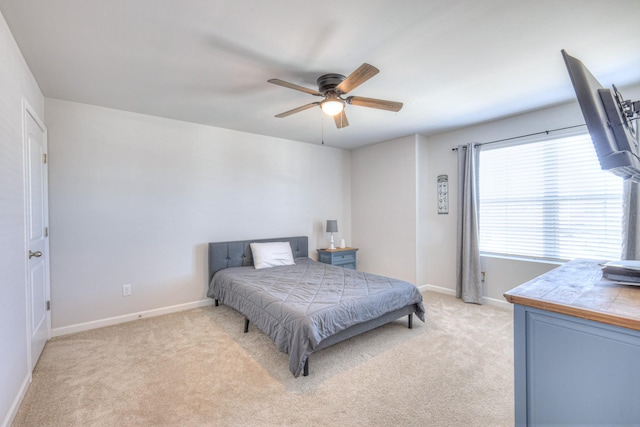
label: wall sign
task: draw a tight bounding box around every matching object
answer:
[437,174,448,214]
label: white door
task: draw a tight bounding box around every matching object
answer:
[25,106,50,370]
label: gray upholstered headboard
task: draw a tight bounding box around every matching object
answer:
[208,236,309,282]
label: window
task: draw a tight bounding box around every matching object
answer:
[478,133,623,261]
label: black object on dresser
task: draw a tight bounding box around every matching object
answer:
[317,248,358,270]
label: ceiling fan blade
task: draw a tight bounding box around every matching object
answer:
[346,96,403,112]
[333,109,349,129]
[275,102,320,118]
[335,63,379,94]
[268,79,322,96]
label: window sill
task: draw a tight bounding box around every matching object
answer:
[480,253,566,266]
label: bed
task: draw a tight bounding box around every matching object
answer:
[207,236,425,377]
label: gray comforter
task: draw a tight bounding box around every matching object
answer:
[208,257,425,377]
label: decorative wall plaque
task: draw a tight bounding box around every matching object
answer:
[437,174,448,214]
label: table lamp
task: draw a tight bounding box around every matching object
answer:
[326,220,338,250]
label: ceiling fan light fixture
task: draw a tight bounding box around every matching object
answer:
[320,94,345,116]
[270,63,400,128]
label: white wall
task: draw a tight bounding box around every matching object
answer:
[45,99,351,332]
[352,82,640,304]
[423,102,598,299]
[0,9,44,427]
[351,135,418,283]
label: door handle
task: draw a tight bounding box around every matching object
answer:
[29,250,42,259]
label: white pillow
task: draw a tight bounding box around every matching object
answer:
[250,242,295,269]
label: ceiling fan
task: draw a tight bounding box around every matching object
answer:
[268,63,403,129]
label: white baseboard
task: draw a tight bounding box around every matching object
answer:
[52,299,215,337]
[420,284,512,311]
[483,295,513,310]
[2,373,30,427]
[52,285,513,338]
[420,284,455,296]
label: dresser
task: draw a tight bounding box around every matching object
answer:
[504,259,640,426]
[316,248,358,270]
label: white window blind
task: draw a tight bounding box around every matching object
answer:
[478,133,623,261]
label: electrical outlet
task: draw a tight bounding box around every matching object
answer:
[122,284,132,296]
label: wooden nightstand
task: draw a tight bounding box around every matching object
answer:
[317,247,358,270]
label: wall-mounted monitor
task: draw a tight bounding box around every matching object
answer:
[562,49,640,181]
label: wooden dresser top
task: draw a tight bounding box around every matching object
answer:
[504,259,640,331]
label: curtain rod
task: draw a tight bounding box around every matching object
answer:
[451,123,586,151]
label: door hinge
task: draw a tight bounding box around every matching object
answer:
[46,300,51,311]
[42,153,47,164]
[44,227,49,237]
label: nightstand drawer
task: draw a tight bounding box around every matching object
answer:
[317,248,359,270]
[333,253,355,263]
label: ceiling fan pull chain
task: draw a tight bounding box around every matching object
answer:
[321,110,325,145]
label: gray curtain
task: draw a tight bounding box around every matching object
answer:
[622,181,640,259]
[622,121,640,260]
[456,143,483,304]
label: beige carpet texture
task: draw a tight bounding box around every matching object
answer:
[13,291,514,427]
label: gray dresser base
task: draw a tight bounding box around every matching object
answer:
[513,304,640,426]
[505,259,640,426]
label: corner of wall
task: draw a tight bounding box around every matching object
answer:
[416,134,430,286]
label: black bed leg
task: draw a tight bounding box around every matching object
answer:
[303,358,309,376]
[215,299,219,306]
[408,313,413,329]
[244,318,249,333]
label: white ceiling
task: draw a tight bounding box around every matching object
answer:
[1,0,639,150]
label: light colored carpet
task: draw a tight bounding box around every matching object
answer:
[13,291,514,426]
